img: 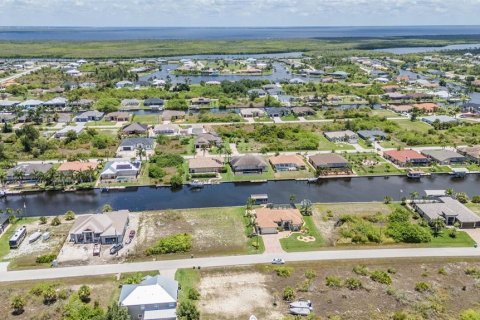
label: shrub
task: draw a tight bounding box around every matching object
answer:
[353,265,370,276]
[325,275,343,288]
[304,269,317,280]
[415,281,430,292]
[78,285,91,303]
[36,253,56,264]
[370,270,392,285]
[461,309,480,320]
[39,216,48,224]
[274,266,294,277]
[170,175,183,188]
[282,286,296,301]
[387,268,397,274]
[456,192,470,204]
[11,295,25,315]
[438,267,447,275]
[465,266,480,278]
[102,204,113,212]
[145,233,192,255]
[50,217,61,226]
[64,210,75,221]
[43,287,57,304]
[187,288,200,300]
[297,279,312,292]
[121,272,145,285]
[58,289,69,300]
[148,165,166,179]
[344,278,363,290]
[386,222,432,243]
[472,196,480,203]
[449,227,458,238]
[177,300,200,320]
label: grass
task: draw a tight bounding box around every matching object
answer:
[393,119,432,133]
[371,109,398,117]
[317,135,355,151]
[131,113,161,124]
[85,120,117,127]
[175,268,201,304]
[280,216,325,252]
[280,114,299,122]
[429,230,476,247]
[254,116,273,122]
[466,203,480,216]
[345,152,404,176]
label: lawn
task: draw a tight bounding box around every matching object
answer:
[345,153,403,176]
[175,268,201,304]
[254,116,273,122]
[393,119,432,133]
[465,203,480,216]
[85,120,117,127]
[273,168,316,180]
[280,114,299,122]
[131,113,161,124]
[280,216,325,252]
[429,230,476,247]
[371,109,398,118]
[221,162,275,182]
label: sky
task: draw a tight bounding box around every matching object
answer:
[0,0,479,27]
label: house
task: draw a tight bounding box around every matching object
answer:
[357,130,388,141]
[75,110,104,122]
[291,106,315,116]
[105,112,130,122]
[121,99,140,108]
[154,124,181,136]
[413,196,480,229]
[144,98,165,108]
[230,155,268,174]
[118,137,155,151]
[122,122,149,135]
[190,97,211,107]
[0,100,20,108]
[100,161,141,181]
[0,113,16,123]
[194,133,222,149]
[116,80,134,88]
[324,130,358,144]
[58,161,98,174]
[265,107,290,118]
[254,207,303,234]
[388,104,413,113]
[462,102,480,115]
[421,149,466,165]
[422,115,458,124]
[413,103,438,113]
[6,163,53,183]
[239,108,265,118]
[269,154,306,171]
[54,124,85,138]
[119,275,178,320]
[162,110,186,121]
[69,210,129,244]
[329,71,350,79]
[458,146,480,163]
[188,157,224,174]
[247,89,266,97]
[18,99,43,108]
[69,99,94,108]
[308,153,350,170]
[383,149,430,166]
[43,97,67,108]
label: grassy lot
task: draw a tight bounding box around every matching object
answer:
[132,207,255,260]
[273,167,316,180]
[280,114,299,122]
[344,153,404,176]
[254,116,273,122]
[131,113,161,124]
[175,268,201,304]
[85,120,117,127]
[393,119,432,133]
[221,162,275,182]
[0,217,37,260]
[280,216,325,252]
[429,230,476,247]
[371,109,399,117]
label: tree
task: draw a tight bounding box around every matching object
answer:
[39,216,48,224]
[300,199,313,216]
[13,170,24,185]
[65,130,78,144]
[104,302,130,320]
[64,210,75,221]
[78,285,91,303]
[177,300,200,320]
[430,217,445,237]
[456,192,469,204]
[384,196,393,204]
[0,169,6,186]
[136,145,146,162]
[410,191,419,202]
[10,295,25,315]
[102,204,113,212]
[200,144,208,156]
[446,188,455,196]
[170,175,183,189]
[51,217,61,226]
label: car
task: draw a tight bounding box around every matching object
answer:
[129,230,136,239]
[109,243,123,255]
[272,258,285,265]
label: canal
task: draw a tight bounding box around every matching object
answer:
[1,174,479,216]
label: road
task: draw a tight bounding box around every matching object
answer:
[0,65,46,84]
[0,247,479,282]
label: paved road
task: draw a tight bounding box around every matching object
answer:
[1,247,479,282]
[0,65,46,84]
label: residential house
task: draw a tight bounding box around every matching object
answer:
[0,113,16,123]
[230,155,268,174]
[291,106,315,116]
[383,149,430,166]
[388,104,414,113]
[194,133,222,149]
[105,112,130,122]
[154,124,181,136]
[421,149,466,165]
[0,100,20,109]
[254,207,303,234]
[162,110,185,121]
[69,99,94,109]
[43,97,67,108]
[121,99,140,109]
[75,110,104,122]
[247,89,266,97]
[413,103,438,113]
[58,161,98,174]
[422,115,458,125]
[18,99,43,109]
[324,130,358,144]
[54,124,85,138]
[265,107,290,118]
[0,214,9,234]
[122,122,149,135]
[116,80,134,88]
[6,163,53,183]
[329,71,350,79]
[118,137,155,152]
[357,130,388,141]
[119,275,178,320]
[458,146,480,163]
[100,161,141,181]
[308,153,350,170]
[240,108,266,118]
[69,210,130,244]
[190,97,211,108]
[188,157,224,174]
[269,154,306,171]
[144,98,164,108]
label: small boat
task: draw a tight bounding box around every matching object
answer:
[307,178,318,183]
[189,180,204,188]
[42,232,50,241]
[28,230,42,243]
[101,187,110,193]
[407,169,423,179]
[289,307,311,316]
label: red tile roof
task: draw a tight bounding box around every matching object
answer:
[58,161,98,172]
[384,150,427,163]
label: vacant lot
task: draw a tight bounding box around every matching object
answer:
[132,207,252,259]
[181,259,480,320]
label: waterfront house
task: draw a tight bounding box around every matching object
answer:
[324,130,358,144]
[119,275,178,320]
[188,157,224,174]
[291,106,315,116]
[269,154,306,171]
[230,155,268,174]
[144,98,165,108]
[265,107,290,118]
[6,163,53,183]
[308,153,350,170]
[105,112,130,122]
[421,149,466,165]
[121,99,140,108]
[254,207,303,234]
[240,108,266,118]
[329,71,350,79]
[100,161,140,181]
[69,210,129,244]
[18,99,43,109]
[383,149,430,166]
[458,146,480,163]
[162,110,186,121]
[75,110,104,122]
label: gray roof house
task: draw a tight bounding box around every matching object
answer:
[43,97,67,108]
[162,110,186,121]
[422,115,458,124]
[194,133,222,148]
[75,110,104,122]
[69,210,130,244]
[6,163,53,182]
[55,124,85,138]
[421,149,466,165]
[0,100,20,108]
[122,122,149,135]
[324,130,358,144]
[144,98,165,107]
[414,196,480,229]
[18,99,43,108]
[357,130,388,141]
[100,161,141,181]
[291,106,315,116]
[119,137,155,151]
[119,275,178,320]
[230,155,268,174]
[154,124,181,136]
[265,107,290,118]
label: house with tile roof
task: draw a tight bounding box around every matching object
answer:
[69,210,129,244]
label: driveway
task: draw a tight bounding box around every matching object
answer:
[261,233,286,254]
[464,229,480,245]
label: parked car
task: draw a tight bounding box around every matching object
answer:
[110,243,123,255]
[272,258,285,265]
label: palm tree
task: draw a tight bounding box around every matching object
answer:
[430,218,445,237]
[136,145,146,162]
[13,170,24,185]
[225,149,232,164]
[446,188,455,196]
[410,191,419,202]
[200,144,208,157]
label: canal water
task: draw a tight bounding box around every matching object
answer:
[2,175,479,216]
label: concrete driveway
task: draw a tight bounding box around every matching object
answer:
[261,233,286,254]
[464,229,480,245]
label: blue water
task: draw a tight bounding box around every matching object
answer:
[1,26,480,41]
[376,43,480,54]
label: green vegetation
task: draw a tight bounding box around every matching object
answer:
[145,233,193,255]
[370,270,392,285]
[280,216,324,252]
